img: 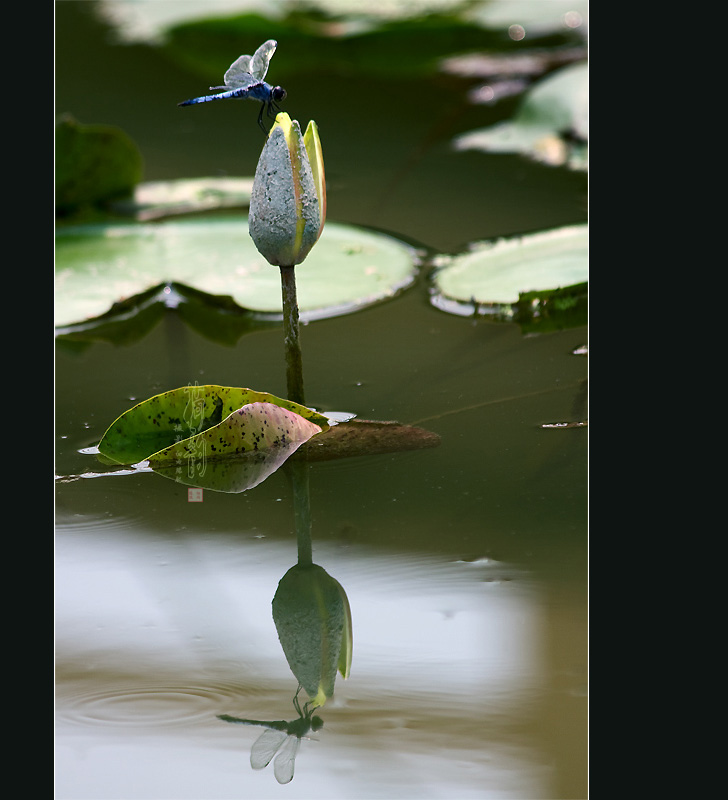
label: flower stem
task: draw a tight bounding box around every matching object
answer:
[279,264,305,406]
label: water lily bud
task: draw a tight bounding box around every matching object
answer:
[272,563,352,708]
[249,113,326,266]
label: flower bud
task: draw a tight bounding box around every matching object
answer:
[249,114,326,266]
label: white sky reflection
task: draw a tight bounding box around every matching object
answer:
[56,526,549,798]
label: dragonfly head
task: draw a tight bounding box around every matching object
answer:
[310,715,324,732]
[271,86,287,102]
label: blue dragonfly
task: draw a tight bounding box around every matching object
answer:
[218,687,323,784]
[178,39,286,131]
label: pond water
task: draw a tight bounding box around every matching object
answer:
[55,3,588,798]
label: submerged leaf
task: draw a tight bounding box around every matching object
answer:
[149,402,323,493]
[97,385,329,465]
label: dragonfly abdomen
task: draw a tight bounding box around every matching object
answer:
[178,86,261,106]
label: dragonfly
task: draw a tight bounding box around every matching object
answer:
[218,687,323,784]
[177,39,286,131]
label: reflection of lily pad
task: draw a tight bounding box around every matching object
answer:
[54,282,277,349]
[454,62,588,168]
[55,216,417,328]
[431,224,587,316]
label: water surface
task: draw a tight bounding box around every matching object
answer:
[56,4,588,797]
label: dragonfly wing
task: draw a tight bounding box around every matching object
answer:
[273,736,300,785]
[250,39,277,81]
[250,729,287,770]
[223,54,255,88]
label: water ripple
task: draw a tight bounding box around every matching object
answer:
[56,681,249,729]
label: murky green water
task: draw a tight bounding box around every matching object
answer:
[55,3,588,798]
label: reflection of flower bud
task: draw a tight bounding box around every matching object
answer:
[272,563,352,708]
[249,113,326,266]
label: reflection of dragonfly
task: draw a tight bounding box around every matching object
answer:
[177,39,286,131]
[218,687,323,784]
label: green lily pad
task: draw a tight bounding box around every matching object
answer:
[454,61,588,168]
[55,216,418,329]
[110,177,253,221]
[431,224,587,317]
[97,384,329,465]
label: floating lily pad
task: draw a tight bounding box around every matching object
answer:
[454,61,588,168]
[431,224,587,318]
[110,177,254,220]
[55,216,418,329]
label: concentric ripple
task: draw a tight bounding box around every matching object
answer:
[56,681,250,729]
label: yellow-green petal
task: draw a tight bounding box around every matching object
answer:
[304,120,326,236]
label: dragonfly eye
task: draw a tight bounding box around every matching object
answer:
[272,86,287,101]
[311,716,324,732]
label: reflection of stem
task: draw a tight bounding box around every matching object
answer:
[280,265,305,405]
[289,459,312,566]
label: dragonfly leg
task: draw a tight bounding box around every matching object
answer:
[292,685,304,716]
[268,100,284,123]
[257,103,266,133]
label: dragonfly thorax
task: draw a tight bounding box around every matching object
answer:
[286,713,323,738]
